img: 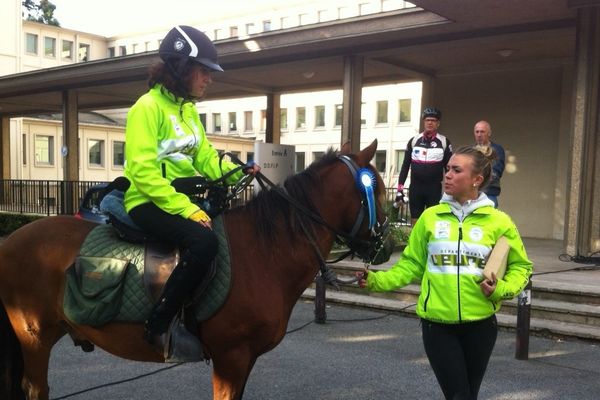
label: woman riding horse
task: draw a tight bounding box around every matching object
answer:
[124,25,260,354]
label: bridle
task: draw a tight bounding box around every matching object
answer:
[253,154,392,287]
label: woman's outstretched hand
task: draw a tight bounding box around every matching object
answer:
[356,268,369,289]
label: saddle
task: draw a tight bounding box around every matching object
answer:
[63,177,235,362]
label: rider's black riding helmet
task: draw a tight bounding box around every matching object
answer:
[159,25,223,72]
[421,107,442,120]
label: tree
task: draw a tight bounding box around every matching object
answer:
[22,0,60,27]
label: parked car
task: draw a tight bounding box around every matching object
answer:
[74,183,109,224]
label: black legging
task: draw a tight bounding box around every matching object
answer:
[129,202,218,266]
[421,316,498,400]
[408,182,442,219]
[129,202,218,334]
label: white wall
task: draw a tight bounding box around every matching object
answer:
[435,65,569,239]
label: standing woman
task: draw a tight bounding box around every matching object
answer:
[358,146,532,399]
[124,26,260,352]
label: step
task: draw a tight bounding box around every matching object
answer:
[302,288,600,342]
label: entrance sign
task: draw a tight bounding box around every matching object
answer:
[253,142,295,191]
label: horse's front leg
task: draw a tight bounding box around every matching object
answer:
[211,346,257,400]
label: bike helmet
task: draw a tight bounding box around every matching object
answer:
[159,25,223,72]
[421,107,442,120]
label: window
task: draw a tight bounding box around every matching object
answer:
[338,7,351,18]
[244,111,253,131]
[295,152,305,172]
[79,43,90,62]
[25,33,38,54]
[44,37,56,57]
[335,104,343,127]
[22,134,27,165]
[213,113,222,133]
[228,112,237,131]
[229,26,238,38]
[246,23,255,35]
[376,101,388,124]
[299,13,310,25]
[263,20,272,32]
[62,40,74,59]
[313,151,324,162]
[395,150,406,173]
[88,139,104,167]
[199,113,207,127]
[107,46,115,58]
[260,110,267,132]
[132,43,138,53]
[315,105,325,128]
[214,29,222,40]
[280,16,291,29]
[280,108,288,130]
[361,102,367,125]
[296,107,306,129]
[113,141,125,167]
[119,45,127,56]
[35,135,54,165]
[375,150,387,173]
[247,152,254,162]
[318,10,329,22]
[399,99,412,123]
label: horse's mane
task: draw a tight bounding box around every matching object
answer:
[241,147,341,241]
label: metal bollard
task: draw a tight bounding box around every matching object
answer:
[515,279,532,360]
[314,275,327,324]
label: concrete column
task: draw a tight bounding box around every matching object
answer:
[0,116,10,179]
[62,90,80,215]
[341,55,363,153]
[566,6,600,256]
[420,77,435,132]
[265,92,281,144]
[62,90,79,181]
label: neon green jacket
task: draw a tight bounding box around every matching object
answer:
[367,194,532,323]
[124,84,243,217]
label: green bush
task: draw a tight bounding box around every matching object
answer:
[0,213,44,236]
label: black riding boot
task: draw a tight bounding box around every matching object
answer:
[144,251,209,354]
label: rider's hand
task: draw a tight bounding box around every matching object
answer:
[244,161,260,176]
[189,209,212,229]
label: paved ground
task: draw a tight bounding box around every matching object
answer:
[48,300,600,400]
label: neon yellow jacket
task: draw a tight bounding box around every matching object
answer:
[367,194,532,323]
[124,84,243,217]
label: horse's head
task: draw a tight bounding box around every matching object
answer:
[336,139,394,265]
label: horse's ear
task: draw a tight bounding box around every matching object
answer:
[340,141,351,155]
[356,139,378,165]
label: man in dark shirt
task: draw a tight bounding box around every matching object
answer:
[396,107,452,225]
[474,120,505,208]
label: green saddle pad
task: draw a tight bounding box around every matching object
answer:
[63,216,232,326]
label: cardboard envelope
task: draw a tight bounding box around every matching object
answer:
[483,236,510,281]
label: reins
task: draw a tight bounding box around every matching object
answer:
[249,160,375,288]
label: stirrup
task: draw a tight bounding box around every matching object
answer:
[164,311,205,363]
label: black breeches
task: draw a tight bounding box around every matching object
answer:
[129,202,218,266]
[421,316,498,400]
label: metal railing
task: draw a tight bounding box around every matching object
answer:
[0,179,411,221]
[0,179,107,216]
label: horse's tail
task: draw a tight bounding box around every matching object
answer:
[0,299,25,400]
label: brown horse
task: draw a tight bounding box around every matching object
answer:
[0,140,389,400]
